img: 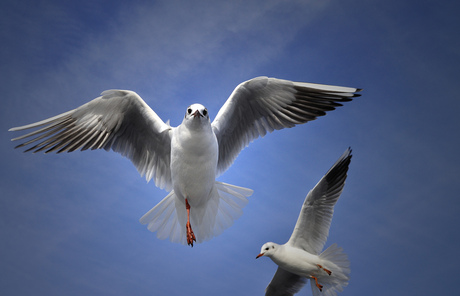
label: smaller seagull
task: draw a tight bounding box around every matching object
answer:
[256,148,352,296]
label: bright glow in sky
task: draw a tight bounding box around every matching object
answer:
[1,0,460,295]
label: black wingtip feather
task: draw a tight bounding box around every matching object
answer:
[324,147,352,185]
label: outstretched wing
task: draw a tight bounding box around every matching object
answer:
[265,267,307,296]
[9,90,173,190]
[287,148,352,254]
[211,76,361,176]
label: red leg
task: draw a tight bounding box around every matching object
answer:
[311,275,323,292]
[185,199,196,247]
[317,264,332,275]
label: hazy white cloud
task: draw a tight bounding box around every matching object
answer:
[45,0,333,95]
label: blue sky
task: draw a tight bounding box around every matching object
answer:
[1,0,459,295]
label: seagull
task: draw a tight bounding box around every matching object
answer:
[256,148,352,296]
[9,76,361,246]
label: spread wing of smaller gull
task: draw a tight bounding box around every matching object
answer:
[9,76,361,246]
[256,148,352,296]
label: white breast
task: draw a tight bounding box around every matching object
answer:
[170,123,218,206]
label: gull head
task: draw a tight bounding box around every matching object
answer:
[256,242,278,259]
[185,104,209,121]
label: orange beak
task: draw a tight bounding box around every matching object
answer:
[256,253,264,259]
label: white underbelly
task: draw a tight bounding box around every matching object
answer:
[171,154,216,205]
[170,128,218,206]
[274,248,322,277]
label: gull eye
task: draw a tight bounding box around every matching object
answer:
[187,108,192,114]
[265,247,269,251]
[203,109,208,116]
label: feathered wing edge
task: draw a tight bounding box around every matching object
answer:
[139,181,253,244]
[212,77,361,176]
[9,90,174,190]
[287,147,352,254]
[265,267,307,296]
[310,243,350,296]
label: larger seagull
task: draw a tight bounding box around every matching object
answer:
[9,76,361,246]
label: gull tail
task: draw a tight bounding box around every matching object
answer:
[311,243,350,296]
[139,182,253,245]
[139,190,186,243]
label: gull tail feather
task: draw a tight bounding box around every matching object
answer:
[139,182,253,245]
[311,243,350,296]
[191,181,253,242]
[139,190,187,244]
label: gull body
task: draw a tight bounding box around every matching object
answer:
[9,77,361,246]
[261,243,322,275]
[171,104,218,208]
[257,148,352,296]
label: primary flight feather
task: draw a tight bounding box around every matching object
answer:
[9,76,361,246]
